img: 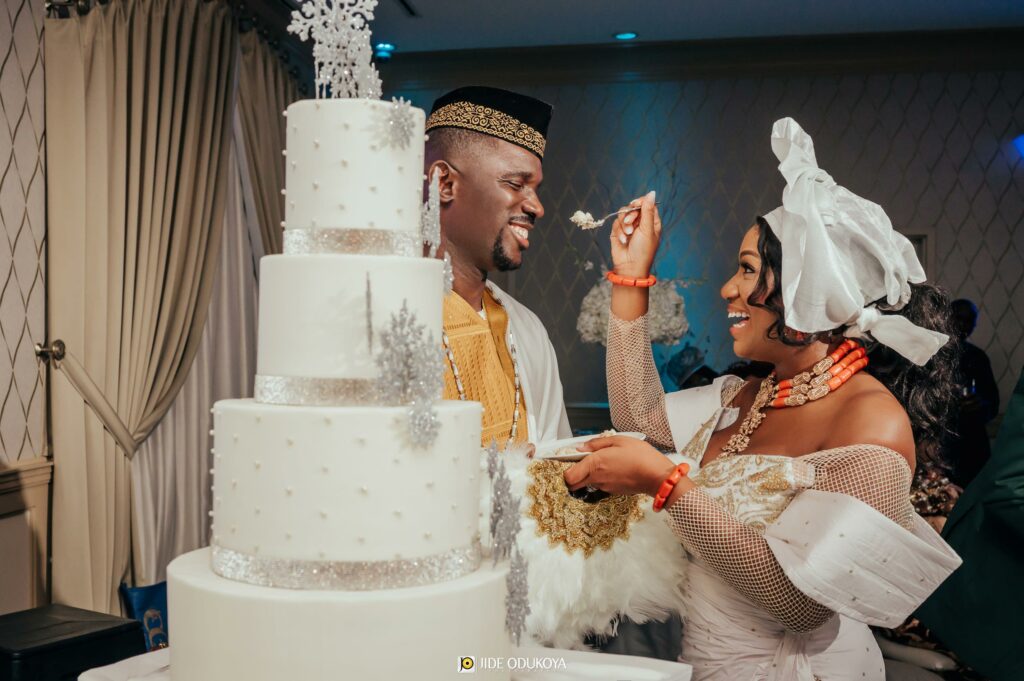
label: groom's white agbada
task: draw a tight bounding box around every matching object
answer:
[425,86,571,447]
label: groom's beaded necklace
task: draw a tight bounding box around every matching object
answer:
[441,295,523,449]
[720,340,868,456]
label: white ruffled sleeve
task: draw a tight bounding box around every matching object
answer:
[764,488,962,627]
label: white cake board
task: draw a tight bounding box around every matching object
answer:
[79,647,691,681]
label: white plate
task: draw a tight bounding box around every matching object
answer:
[536,432,647,461]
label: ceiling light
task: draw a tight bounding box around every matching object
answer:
[614,32,638,41]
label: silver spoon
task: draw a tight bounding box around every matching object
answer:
[570,203,661,230]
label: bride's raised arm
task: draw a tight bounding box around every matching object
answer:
[603,192,676,450]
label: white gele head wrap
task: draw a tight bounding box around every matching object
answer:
[761,118,949,366]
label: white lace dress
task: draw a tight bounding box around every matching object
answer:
[607,313,962,681]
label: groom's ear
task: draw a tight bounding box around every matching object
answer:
[428,161,456,205]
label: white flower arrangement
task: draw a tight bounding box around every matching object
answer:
[577,275,691,346]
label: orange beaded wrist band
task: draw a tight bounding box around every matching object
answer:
[652,462,691,511]
[605,270,657,288]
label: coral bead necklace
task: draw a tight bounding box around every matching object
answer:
[720,339,869,456]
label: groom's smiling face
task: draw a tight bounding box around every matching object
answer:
[439,134,544,274]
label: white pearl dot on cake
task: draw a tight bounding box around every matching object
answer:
[343,122,350,130]
[208,468,215,475]
[357,536,365,543]
[254,461,262,470]
[314,139,320,148]
[324,417,332,425]
[369,186,377,192]
[209,407,215,414]
[280,188,286,195]
[397,208,403,216]
[368,220,375,227]
[285,487,294,496]
[279,221,286,228]
[393,509,402,517]
[392,457,401,465]
[208,429,215,436]
[207,510,214,517]
[341,159,348,167]
[339,203,346,211]
[313,181,319,190]
[451,503,458,510]
[231,526,236,534]
[359,485,369,494]
[282,110,288,117]
[289,202,295,210]
[254,545,260,554]
[425,481,434,489]
[281,149,287,156]
[311,219,318,227]
[424,532,432,539]
[320,510,328,519]
[424,134,430,141]
[319,551,326,558]
[255,507,261,515]
[285,532,292,540]
[286,438,294,446]
[291,161,297,170]
[398,165,404,172]
[233,433,239,442]
[255,416,262,423]
[322,465,329,474]
[231,479,238,488]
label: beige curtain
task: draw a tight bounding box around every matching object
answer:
[132,114,260,584]
[237,30,299,256]
[46,0,237,613]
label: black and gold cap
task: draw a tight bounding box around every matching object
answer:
[426,86,552,159]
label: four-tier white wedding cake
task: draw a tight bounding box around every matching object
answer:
[166,7,514,677]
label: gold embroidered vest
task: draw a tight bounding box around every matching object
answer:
[442,289,529,448]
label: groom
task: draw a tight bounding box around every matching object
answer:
[424,86,571,448]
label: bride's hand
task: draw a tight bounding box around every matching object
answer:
[610,190,662,279]
[564,435,676,497]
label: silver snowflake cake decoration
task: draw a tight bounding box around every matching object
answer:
[372,97,417,149]
[422,168,441,257]
[485,440,500,480]
[288,0,382,100]
[490,457,521,565]
[442,251,454,295]
[505,547,530,646]
[375,301,444,446]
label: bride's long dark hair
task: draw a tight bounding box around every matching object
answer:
[750,216,960,463]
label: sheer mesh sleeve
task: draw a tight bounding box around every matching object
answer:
[606,312,675,451]
[665,445,915,633]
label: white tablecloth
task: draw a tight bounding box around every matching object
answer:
[79,647,692,681]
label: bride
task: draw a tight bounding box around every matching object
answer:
[564,118,962,680]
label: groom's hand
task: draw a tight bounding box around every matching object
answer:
[610,191,662,279]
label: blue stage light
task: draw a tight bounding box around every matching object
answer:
[614,32,638,41]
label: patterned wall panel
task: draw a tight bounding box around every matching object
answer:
[0,0,45,462]
[392,67,1024,412]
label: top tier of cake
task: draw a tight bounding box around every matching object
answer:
[283,99,425,239]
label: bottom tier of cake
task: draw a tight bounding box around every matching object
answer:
[168,548,511,681]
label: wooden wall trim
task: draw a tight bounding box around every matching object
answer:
[0,458,53,497]
[0,457,53,610]
[381,29,1024,91]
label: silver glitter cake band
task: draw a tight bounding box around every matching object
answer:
[211,541,482,590]
[283,228,421,256]
[254,375,379,406]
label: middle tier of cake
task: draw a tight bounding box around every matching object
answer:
[256,253,443,399]
[211,399,483,589]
